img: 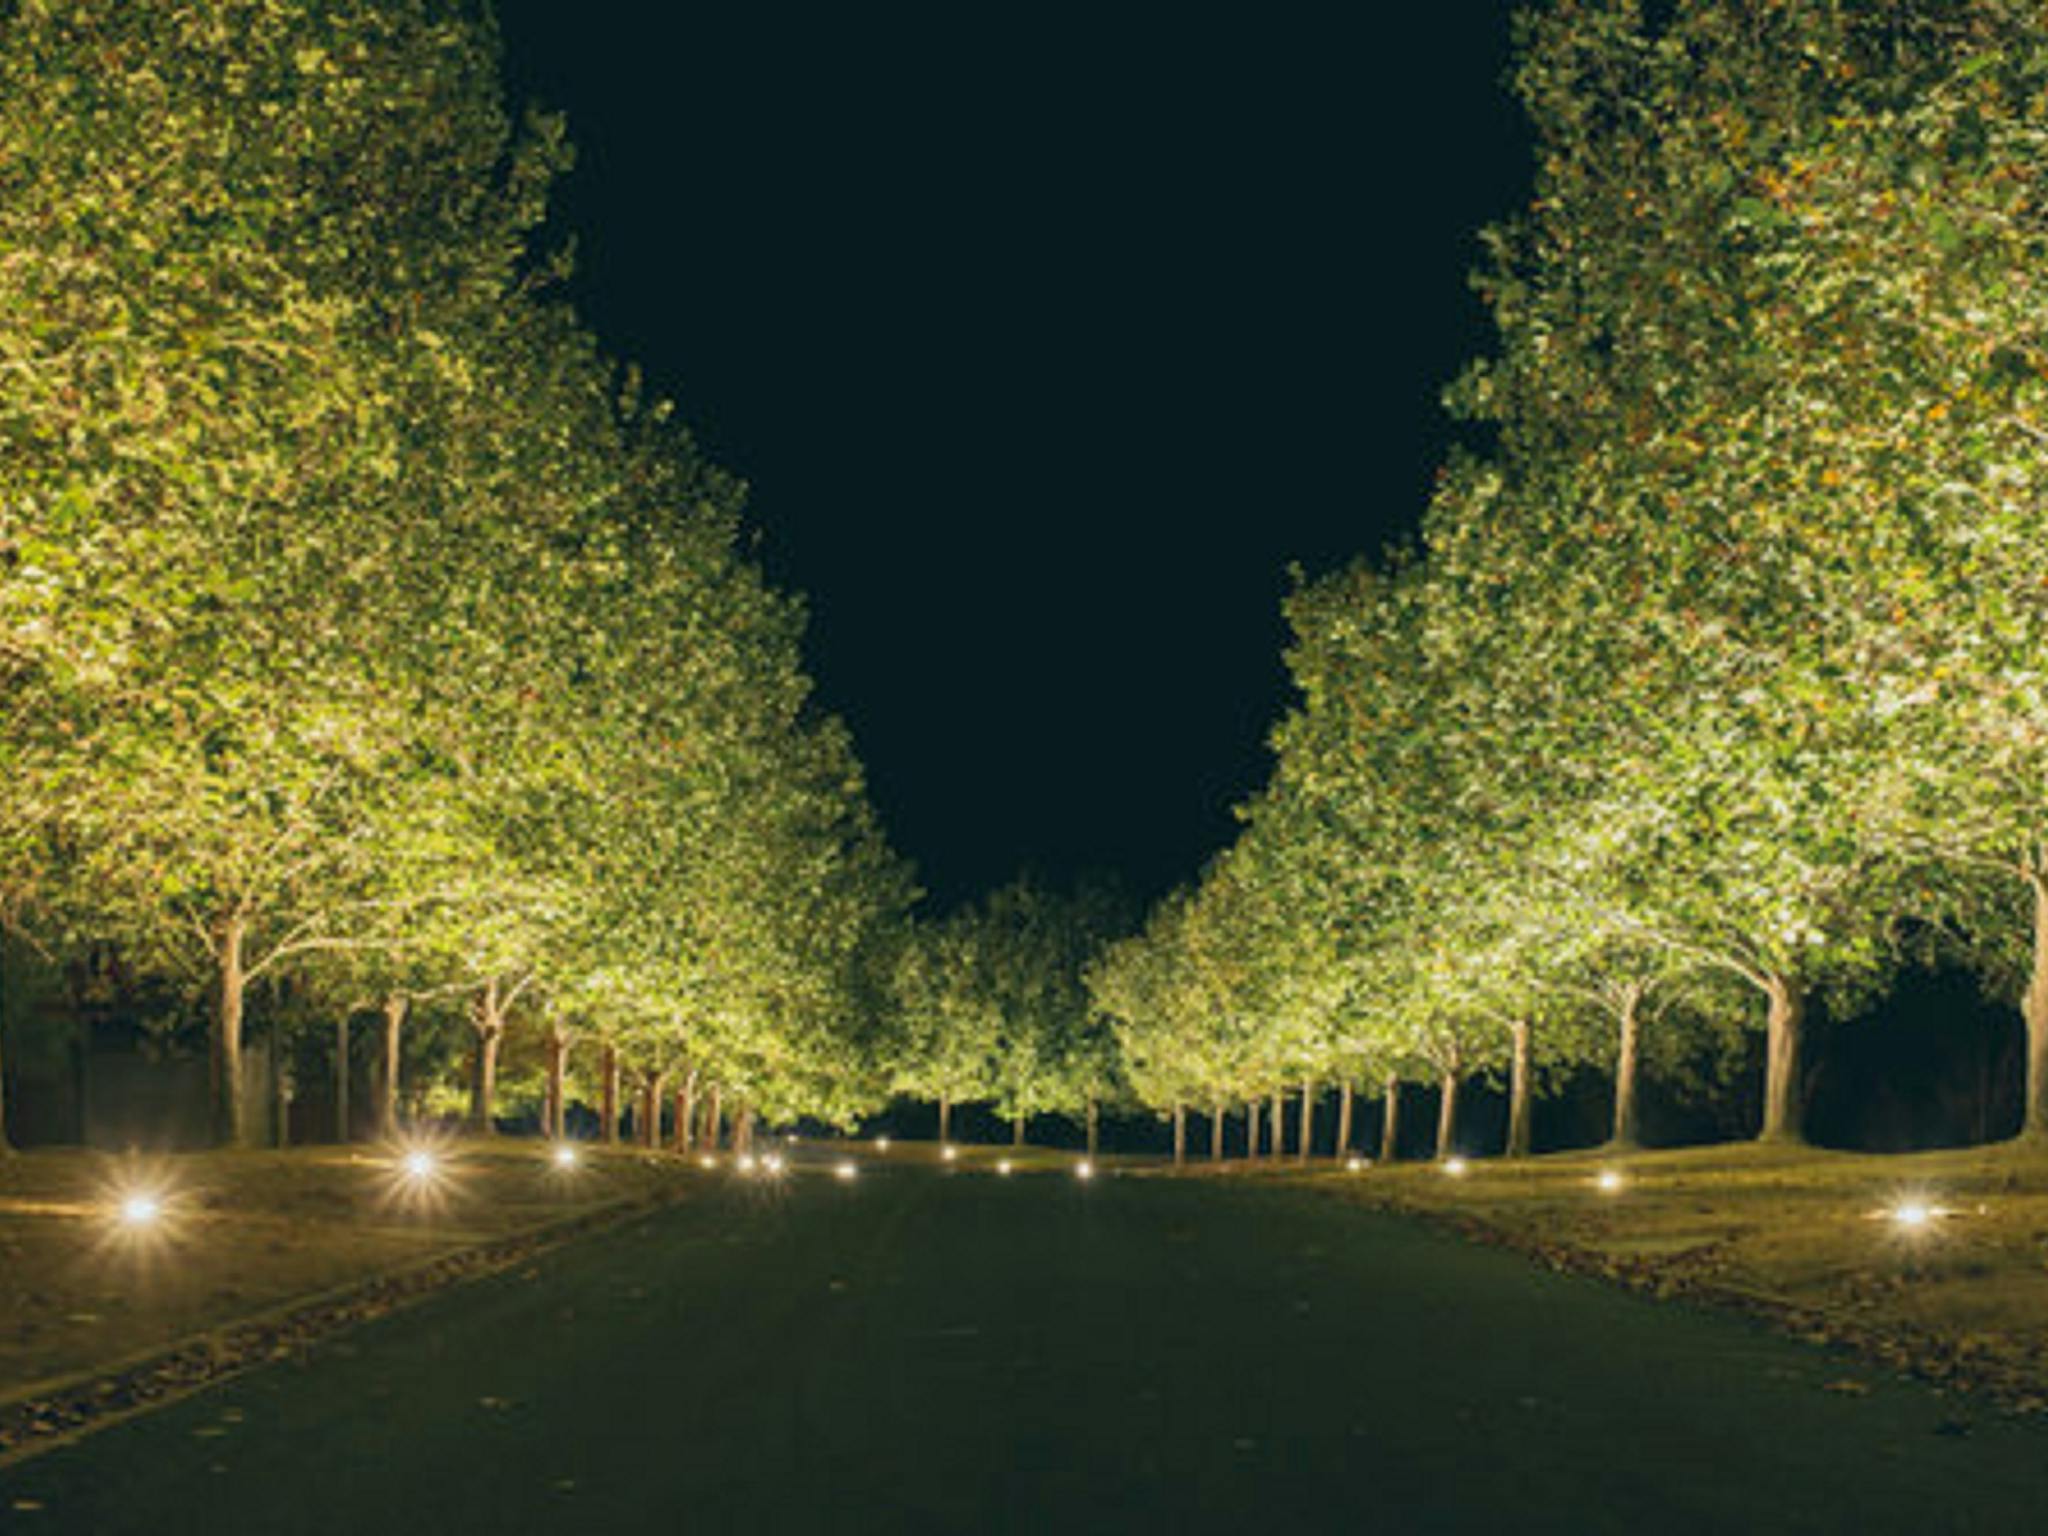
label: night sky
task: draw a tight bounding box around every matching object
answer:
[493,5,1531,908]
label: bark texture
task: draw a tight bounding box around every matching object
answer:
[1298,1079,1315,1162]
[1172,1103,1186,1167]
[2024,871,2048,1140]
[379,994,406,1138]
[1435,1060,1461,1161]
[467,978,503,1136]
[676,1071,697,1154]
[334,1015,351,1143]
[1759,975,1805,1144]
[1334,1081,1353,1162]
[1380,1075,1401,1162]
[640,1073,664,1149]
[1611,986,1643,1148]
[544,1030,570,1141]
[600,1043,619,1145]
[1505,1020,1532,1159]
[212,913,248,1147]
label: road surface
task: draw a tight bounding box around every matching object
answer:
[5,1155,2043,1533]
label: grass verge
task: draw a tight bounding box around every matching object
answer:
[0,1139,696,1462]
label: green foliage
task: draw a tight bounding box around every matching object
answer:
[0,0,912,1143]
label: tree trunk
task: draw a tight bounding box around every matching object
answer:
[334,1014,351,1144]
[1335,1081,1354,1162]
[1172,1102,1186,1167]
[1245,1098,1261,1161]
[212,913,249,1147]
[601,1043,620,1146]
[1298,1079,1315,1162]
[1435,1061,1461,1161]
[937,1095,952,1145]
[1012,1109,1026,1147]
[545,1029,569,1140]
[1759,974,1805,1144]
[676,1071,697,1154]
[1380,1074,1401,1162]
[1611,986,1643,1148]
[736,1105,754,1154]
[379,994,406,1139]
[640,1073,664,1149]
[1505,1019,1532,1159]
[1086,1099,1100,1157]
[0,998,11,1155]
[1211,1101,1225,1162]
[706,1084,723,1151]
[1270,1090,1284,1158]
[0,939,11,1156]
[0,931,11,1155]
[272,1043,292,1149]
[468,978,502,1136]
[2022,870,2048,1140]
[470,1029,501,1137]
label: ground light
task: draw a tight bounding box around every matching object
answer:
[762,1153,787,1177]
[1442,1157,1469,1178]
[941,1145,959,1163]
[1866,1192,1956,1236]
[876,1137,891,1152]
[376,1136,457,1216]
[736,1153,757,1174]
[1345,1156,1368,1173]
[1075,1160,1095,1181]
[835,1161,858,1181]
[93,1162,187,1265]
[698,1155,718,1171]
[551,1144,580,1171]
[119,1192,164,1227]
[996,1159,1013,1176]
[1596,1169,1624,1193]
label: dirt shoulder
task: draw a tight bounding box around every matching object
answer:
[0,1140,692,1412]
[1275,1140,2048,1413]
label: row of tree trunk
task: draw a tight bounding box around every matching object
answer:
[305,998,748,1153]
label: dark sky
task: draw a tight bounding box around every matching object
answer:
[493,5,1531,909]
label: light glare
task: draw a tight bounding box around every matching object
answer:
[835,1160,858,1181]
[1596,1169,1624,1193]
[1075,1160,1095,1181]
[552,1145,579,1170]
[119,1193,162,1227]
[941,1145,959,1163]
[996,1159,1013,1176]
[1443,1157,1469,1178]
